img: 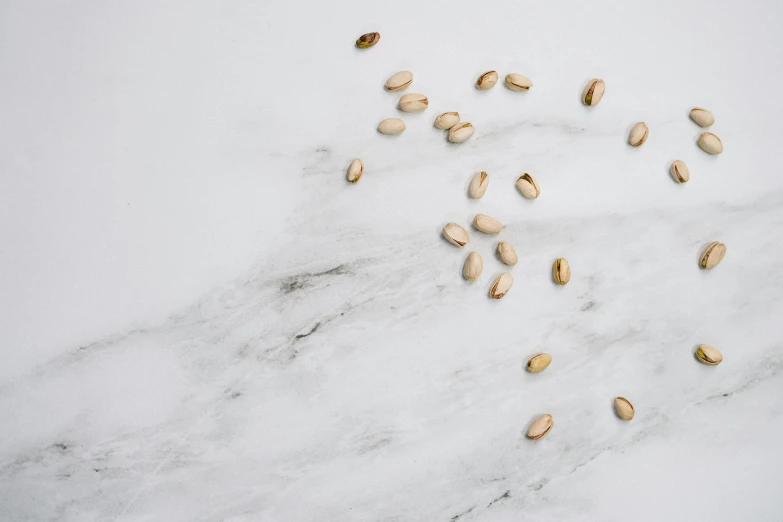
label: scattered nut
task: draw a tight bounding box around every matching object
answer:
[527,353,552,373]
[690,107,714,128]
[629,122,649,147]
[463,252,483,281]
[553,258,570,285]
[356,32,380,48]
[443,222,469,247]
[497,241,518,265]
[399,93,428,112]
[378,118,406,135]
[516,173,540,199]
[448,122,475,143]
[434,112,460,130]
[670,160,690,183]
[489,272,513,299]
[700,241,726,269]
[527,414,553,440]
[477,70,498,90]
[614,397,635,420]
[505,73,533,91]
[582,79,605,106]
[385,71,413,91]
[696,344,723,365]
[473,214,503,234]
[346,158,363,183]
[468,171,489,199]
[698,132,723,154]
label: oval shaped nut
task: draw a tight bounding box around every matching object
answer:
[463,252,483,281]
[696,344,723,365]
[700,241,727,269]
[526,414,553,440]
[582,78,605,106]
[347,158,363,183]
[476,70,498,90]
[356,32,380,48]
[614,397,635,420]
[505,73,533,91]
[527,353,552,373]
[553,258,570,285]
[434,112,460,130]
[385,71,413,91]
[670,160,690,183]
[516,173,540,199]
[378,118,406,135]
[629,122,649,147]
[473,214,503,234]
[468,171,489,199]
[690,107,715,128]
[448,122,475,143]
[698,132,723,155]
[398,93,428,112]
[497,241,518,266]
[442,222,469,247]
[489,272,513,299]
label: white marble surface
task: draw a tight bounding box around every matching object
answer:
[2,1,783,520]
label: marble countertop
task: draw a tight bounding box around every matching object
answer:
[2,1,783,520]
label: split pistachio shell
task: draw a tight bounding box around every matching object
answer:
[398,93,428,112]
[463,252,483,281]
[690,107,714,127]
[670,160,690,183]
[443,222,469,247]
[696,344,723,365]
[553,258,570,285]
[489,272,513,299]
[505,73,533,91]
[629,122,649,147]
[698,132,723,154]
[378,118,406,135]
[385,71,413,91]
[434,112,460,130]
[516,173,540,199]
[497,241,518,266]
[700,241,726,269]
[527,353,552,373]
[614,397,635,420]
[582,79,605,106]
[347,158,363,183]
[473,214,503,234]
[356,32,380,48]
[468,171,489,199]
[527,414,553,440]
[477,70,498,90]
[448,122,475,143]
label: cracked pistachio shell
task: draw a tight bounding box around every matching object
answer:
[516,173,540,199]
[468,171,489,199]
[434,112,460,130]
[527,353,552,373]
[356,32,380,48]
[378,118,406,135]
[385,71,413,91]
[448,122,475,143]
[463,252,483,281]
[629,122,649,147]
[398,93,428,112]
[473,214,503,234]
[489,272,513,299]
[614,397,635,420]
[690,107,714,127]
[443,222,469,247]
[582,79,605,106]
[347,158,363,183]
[670,160,689,183]
[505,73,533,91]
[497,241,518,266]
[696,344,723,365]
[527,414,553,440]
[698,132,723,154]
[477,70,498,90]
[553,258,570,285]
[700,241,726,269]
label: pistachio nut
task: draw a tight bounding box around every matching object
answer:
[629,122,649,147]
[385,71,413,91]
[613,397,634,420]
[527,353,552,373]
[690,107,714,128]
[468,171,489,199]
[553,258,570,285]
[398,93,428,112]
[356,32,380,48]
[582,79,605,106]
[700,241,726,269]
[448,122,475,143]
[698,132,723,154]
[473,214,503,234]
[477,70,498,90]
[434,112,460,130]
[346,158,363,183]
[463,252,483,281]
[696,344,723,365]
[497,241,518,266]
[442,222,469,247]
[378,118,406,135]
[526,414,553,440]
[516,173,540,199]
[489,272,513,299]
[670,160,690,183]
[505,73,533,91]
